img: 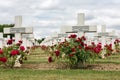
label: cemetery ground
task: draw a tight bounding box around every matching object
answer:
[1,48,120,80]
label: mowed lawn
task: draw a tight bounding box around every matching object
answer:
[1,68,120,80]
[1,48,120,80]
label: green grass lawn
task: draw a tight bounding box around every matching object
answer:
[95,54,120,64]
[0,68,120,80]
[1,48,120,80]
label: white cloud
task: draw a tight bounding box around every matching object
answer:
[0,0,13,7]
[0,0,120,38]
[39,0,59,9]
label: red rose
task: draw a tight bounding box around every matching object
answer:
[7,39,12,45]
[16,43,21,46]
[48,57,52,63]
[115,39,119,43]
[0,50,3,54]
[93,47,101,54]
[81,42,84,47]
[69,34,77,38]
[78,46,82,49]
[71,48,76,52]
[109,44,112,47]
[10,50,19,56]
[97,43,102,49]
[91,42,95,46]
[85,46,89,51]
[81,36,86,41]
[0,57,7,63]
[69,53,74,57]
[20,46,25,51]
[84,44,87,47]
[77,37,82,42]
[12,39,15,42]
[55,50,60,57]
[19,40,23,44]
[104,44,108,47]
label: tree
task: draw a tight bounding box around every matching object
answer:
[36,38,45,44]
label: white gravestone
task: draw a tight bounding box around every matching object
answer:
[61,13,97,33]
[101,25,106,48]
[4,16,33,46]
[98,25,107,58]
[22,34,34,48]
[14,55,21,67]
[0,33,4,48]
[66,13,97,46]
[96,25,108,48]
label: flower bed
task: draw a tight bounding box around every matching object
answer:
[0,39,27,68]
[47,34,105,68]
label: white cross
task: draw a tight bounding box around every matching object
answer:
[4,16,33,44]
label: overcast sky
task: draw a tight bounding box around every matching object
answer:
[0,0,120,39]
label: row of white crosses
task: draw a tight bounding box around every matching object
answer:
[60,13,97,45]
[4,16,34,49]
[95,25,117,49]
[41,13,97,46]
[40,32,69,46]
[41,13,118,47]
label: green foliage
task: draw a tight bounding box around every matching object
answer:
[48,34,101,67]
[36,38,45,44]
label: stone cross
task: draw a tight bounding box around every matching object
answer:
[4,16,33,44]
[72,13,97,33]
[60,13,97,42]
[66,13,97,46]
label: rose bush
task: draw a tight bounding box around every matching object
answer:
[48,34,102,68]
[104,44,113,57]
[114,39,120,53]
[0,39,27,68]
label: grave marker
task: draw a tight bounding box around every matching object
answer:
[65,13,97,33]
[22,34,34,48]
[4,16,33,47]
[0,33,3,48]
